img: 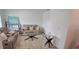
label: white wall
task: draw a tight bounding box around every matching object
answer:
[42,9,71,48]
[0,10,6,27]
[4,9,44,26]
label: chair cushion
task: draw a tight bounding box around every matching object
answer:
[0,33,7,40]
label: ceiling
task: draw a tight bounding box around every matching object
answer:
[0,9,50,13]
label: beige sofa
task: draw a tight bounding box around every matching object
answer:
[21,25,45,35]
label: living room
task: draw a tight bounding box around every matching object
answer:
[0,9,78,49]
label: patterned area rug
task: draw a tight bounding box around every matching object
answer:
[14,34,58,49]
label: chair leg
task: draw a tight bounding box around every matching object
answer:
[50,42,53,46]
[49,43,50,48]
[25,37,30,40]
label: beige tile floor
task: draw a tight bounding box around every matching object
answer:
[14,34,57,49]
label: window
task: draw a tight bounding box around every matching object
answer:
[8,16,20,31]
[0,16,2,28]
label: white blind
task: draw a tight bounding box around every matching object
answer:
[0,16,2,28]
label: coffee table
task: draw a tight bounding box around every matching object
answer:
[25,33,38,41]
[44,35,54,48]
